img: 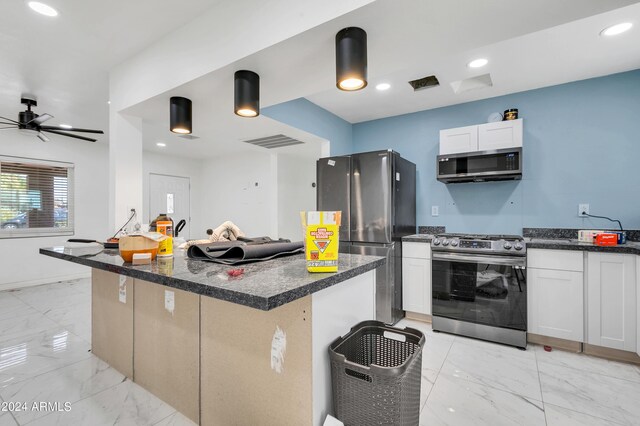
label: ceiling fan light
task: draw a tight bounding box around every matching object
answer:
[170,96,192,134]
[336,27,368,91]
[234,70,260,118]
[27,1,58,17]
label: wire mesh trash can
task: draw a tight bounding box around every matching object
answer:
[329,320,425,426]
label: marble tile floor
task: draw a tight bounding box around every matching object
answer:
[1,278,639,425]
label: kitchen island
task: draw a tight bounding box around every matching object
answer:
[40,246,385,426]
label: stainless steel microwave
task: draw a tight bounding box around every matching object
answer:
[437,147,522,184]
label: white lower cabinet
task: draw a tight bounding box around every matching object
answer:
[586,252,637,352]
[527,267,584,341]
[637,259,640,356]
[402,242,431,315]
[527,249,584,342]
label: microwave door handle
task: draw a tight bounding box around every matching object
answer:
[432,252,526,267]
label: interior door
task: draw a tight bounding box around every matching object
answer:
[149,173,190,239]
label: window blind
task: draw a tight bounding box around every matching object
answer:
[0,156,74,238]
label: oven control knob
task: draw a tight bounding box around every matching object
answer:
[432,238,441,246]
[503,242,512,250]
[451,239,459,247]
[442,239,450,246]
[514,243,523,251]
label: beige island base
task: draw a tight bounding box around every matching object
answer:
[91,267,375,425]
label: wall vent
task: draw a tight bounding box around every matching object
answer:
[178,134,200,140]
[408,75,440,91]
[243,134,304,149]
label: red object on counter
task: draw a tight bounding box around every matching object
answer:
[595,233,618,246]
[227,268,244,277]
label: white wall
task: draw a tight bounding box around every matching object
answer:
[199,152,277,238]
[277,153,318,241]
[0,133,109,290]
[142,151,205,240]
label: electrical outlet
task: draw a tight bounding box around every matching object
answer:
[431,206,439,217]
[578,204,589,217]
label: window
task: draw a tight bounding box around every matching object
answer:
[0,156,74,238]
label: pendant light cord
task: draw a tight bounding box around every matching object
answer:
[581,212,623,231]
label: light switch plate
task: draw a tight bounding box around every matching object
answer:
[431,206,439,217]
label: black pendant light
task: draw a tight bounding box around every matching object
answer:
[170,96,192,134]
[234,70,260,117]
[335,27,367,91]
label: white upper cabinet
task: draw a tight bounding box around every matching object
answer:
[586,252,637,352]
[477,119,523,151]
[440,119,523,155]
[439,125,478,155]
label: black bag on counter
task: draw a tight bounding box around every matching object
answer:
[187,237,303,265]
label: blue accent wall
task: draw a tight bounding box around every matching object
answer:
[263,97,353,155]
[264,71,640,234]
[353,70,640,234]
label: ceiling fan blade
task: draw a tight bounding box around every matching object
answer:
[0,116,19,124]
[27,113,54,125]
[42,129,97,142]
[40,125,104,134]
[0,122,17,126]
[0,126,17,130]
[37,132,50,142]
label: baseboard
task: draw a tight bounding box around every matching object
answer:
[583,343,640,365]
[0,272,90,292]
[405,311,432,323]
[527,333,582,352]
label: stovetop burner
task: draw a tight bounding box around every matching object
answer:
[431,233,526,255]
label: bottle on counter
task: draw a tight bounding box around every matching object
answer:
[153,213,174,257]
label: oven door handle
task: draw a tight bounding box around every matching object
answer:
[432,252,526,267]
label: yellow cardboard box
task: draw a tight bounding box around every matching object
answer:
[300,211,341,273]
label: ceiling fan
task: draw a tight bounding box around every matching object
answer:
[0,97,104,142]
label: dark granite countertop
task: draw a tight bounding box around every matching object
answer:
[40,246,385,311]
[401,233,640,255]
[402,234,434,243]
[526,238,640,255]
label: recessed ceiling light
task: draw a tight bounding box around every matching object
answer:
[59,124,72,129]
[156,142,166,147]
[27,1,58,17]
[600,22,633,36]
[376,83,391,91]
[468,58,488,68]
[107,100,111,105]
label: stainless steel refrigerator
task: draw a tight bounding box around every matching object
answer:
[316,150,416,324]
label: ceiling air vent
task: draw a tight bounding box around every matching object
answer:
[178,134,200,140]
[243,134,304,149]
[408,75,440,91]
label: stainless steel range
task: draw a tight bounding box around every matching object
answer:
[431,233,527,348]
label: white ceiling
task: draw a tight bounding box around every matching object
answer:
[0,0,220,141]
[3,0,638,153]
[124,0,640,159]
[307,0,640,123]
